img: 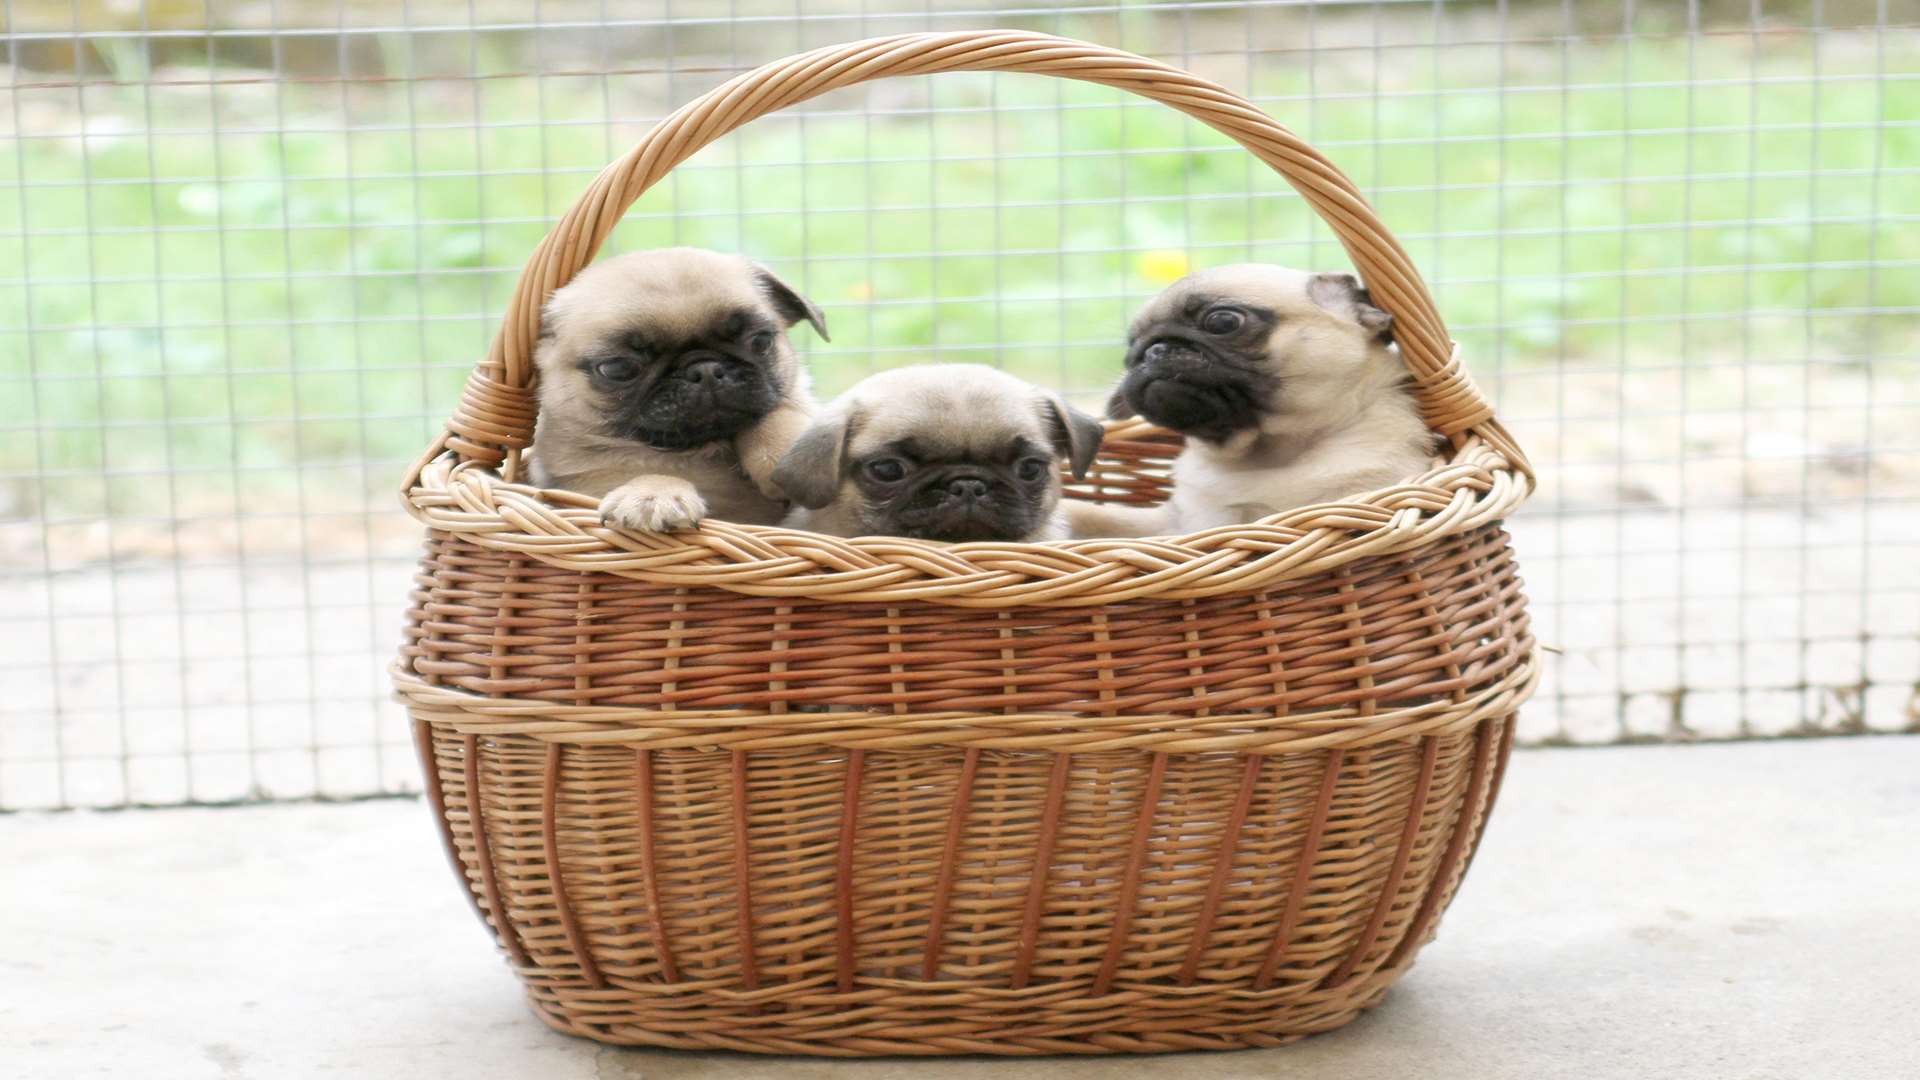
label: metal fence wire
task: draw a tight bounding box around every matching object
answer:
[2,0,1915,810]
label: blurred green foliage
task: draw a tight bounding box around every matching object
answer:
[2,22,1914,517]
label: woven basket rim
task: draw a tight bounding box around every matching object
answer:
[402,419,1526,606]
[402,29,1536,607]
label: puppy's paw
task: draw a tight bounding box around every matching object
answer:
[1062,500,1171,539]
[736,404,813,500]
[599,476,708,533]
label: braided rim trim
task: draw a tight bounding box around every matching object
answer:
[401,422,1525,607]
[393,655,1536,754]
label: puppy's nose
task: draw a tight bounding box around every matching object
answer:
[678,355,728,386]
[945,476,989,501]
[1144,342,1170,363]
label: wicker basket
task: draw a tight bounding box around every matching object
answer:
[393,30,1537,1057]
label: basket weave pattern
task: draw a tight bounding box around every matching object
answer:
[394,30,1537,1055]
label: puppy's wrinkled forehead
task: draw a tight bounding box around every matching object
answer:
[541,248,775,351]
[1130,264,1320,335]
[846,368,1046,458]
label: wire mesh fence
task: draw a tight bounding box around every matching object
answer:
[2,0,1915,810]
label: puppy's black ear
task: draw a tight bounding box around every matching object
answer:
[751,262,831,342]
[1308,271,1394,344]
[771,408,853,509]
[1042,395,1107,481]
[1104,382,1136,421]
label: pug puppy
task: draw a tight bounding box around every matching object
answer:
[1068,265,1438,537]
[771,365,1106,542]
[528,247,827,531]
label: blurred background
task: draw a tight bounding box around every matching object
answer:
[2,0,1914,810]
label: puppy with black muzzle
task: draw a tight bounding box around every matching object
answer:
[1068,265,1438,537]
[772,365,1106,542]
[529,247,828,531]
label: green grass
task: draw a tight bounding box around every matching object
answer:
[3,23,1916,522]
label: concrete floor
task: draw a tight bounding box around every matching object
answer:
[6,738,1916,1080]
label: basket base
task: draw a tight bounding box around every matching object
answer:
[522,982,1391,1057]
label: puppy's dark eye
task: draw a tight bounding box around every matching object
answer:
[594,358,640,381]
[1201,308,1245,335]
[864,458,906,483]
[749,331,775,354]
[1015,458,1051,483]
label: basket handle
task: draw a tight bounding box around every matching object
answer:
[426,29,1527,483]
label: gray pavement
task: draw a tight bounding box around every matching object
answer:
[6,736,1917,1079]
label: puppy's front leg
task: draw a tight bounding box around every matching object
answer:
[1063,500,1173,539]
[735,401,813,500]
[600,474,708,533]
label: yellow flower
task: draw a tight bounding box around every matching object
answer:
[847,281,874,301]
[1136,249,1190,284]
